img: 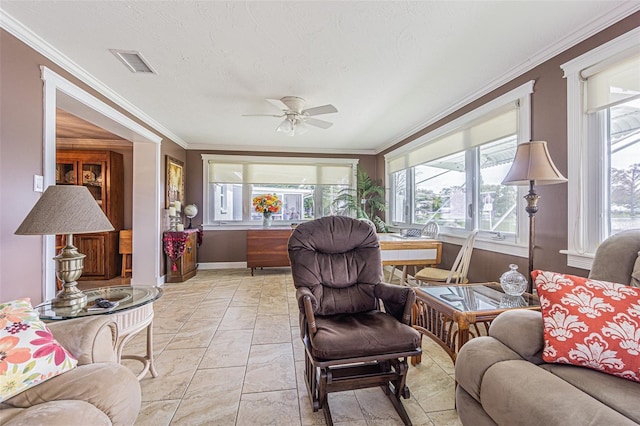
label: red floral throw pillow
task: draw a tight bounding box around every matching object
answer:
[533,270,640,383]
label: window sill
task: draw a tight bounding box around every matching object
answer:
[437,232,529,258]
[559,250,594,270]
[202,223,298,231]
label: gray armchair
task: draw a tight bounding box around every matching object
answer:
[0,316,141,426]
[289,216,421,426]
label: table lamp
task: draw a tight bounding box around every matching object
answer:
[502,141,567,293]
[15,185,115,309]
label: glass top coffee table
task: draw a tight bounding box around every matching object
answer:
[38,286,163,380]
[411,283,539,363]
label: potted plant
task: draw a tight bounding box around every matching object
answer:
[333,166,388,232]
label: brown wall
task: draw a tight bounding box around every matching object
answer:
[0,29,186,303]
[378,12,640,283]
[186,150,377,263]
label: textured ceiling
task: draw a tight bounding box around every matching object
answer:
[2,1,638,154]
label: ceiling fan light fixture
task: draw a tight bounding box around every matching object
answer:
[294,121,309,136]
[276,117,293,134]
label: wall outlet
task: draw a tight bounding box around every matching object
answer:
[34,174,44,192]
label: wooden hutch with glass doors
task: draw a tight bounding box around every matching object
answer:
[56,150,124,280]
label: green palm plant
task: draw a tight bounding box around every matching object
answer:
[333,166,388,232]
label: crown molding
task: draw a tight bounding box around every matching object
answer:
[374,2,640,155]
[1,9,189,149]
[187,142,376,156]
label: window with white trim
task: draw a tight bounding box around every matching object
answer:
[202,155,357,227]
[561,28,640,270]
[385,81,533,251]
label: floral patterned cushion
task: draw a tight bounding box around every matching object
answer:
[533,270,640,383]
[0,298,77,401]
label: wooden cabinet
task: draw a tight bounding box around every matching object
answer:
[165,230,198,283]
[246,229,293,275]
[56,150,124,280]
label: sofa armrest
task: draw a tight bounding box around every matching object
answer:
[488,309,544,364]
[48,316,118,365]
[4,363,141,426]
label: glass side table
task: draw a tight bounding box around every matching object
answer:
[37,285,163,381]
[411,283,540,364]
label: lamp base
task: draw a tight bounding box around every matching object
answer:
[51,285,87,309]
[53,234,88,309]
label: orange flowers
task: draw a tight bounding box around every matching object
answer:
[0,304,32,330]
[252,194,282,215]
[0,336,31,374]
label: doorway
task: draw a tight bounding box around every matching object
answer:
[42,66,163,300]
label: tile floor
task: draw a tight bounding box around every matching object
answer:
[119,268,461,426]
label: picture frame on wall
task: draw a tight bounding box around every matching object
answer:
[166,155,185,208]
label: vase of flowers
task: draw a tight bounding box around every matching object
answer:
[252,194,282,228]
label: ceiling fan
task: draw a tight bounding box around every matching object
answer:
[243,96,337,135]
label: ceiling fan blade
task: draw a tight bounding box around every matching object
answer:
[304,117,333,129]
[266,98,289,111]
[302,104,338,116]
[241,114,284,117]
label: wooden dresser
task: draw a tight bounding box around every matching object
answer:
[164,229,199,283]
[246,229,293,275]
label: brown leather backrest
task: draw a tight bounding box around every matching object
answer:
[288,216,383,316]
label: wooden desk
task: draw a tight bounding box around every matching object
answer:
[247,228,293,275]
[378,234,442,283]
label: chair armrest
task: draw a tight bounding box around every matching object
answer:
[296,287,319,337]
[48,316,118,365]
[374,282,415,325]
[488,309,544,364]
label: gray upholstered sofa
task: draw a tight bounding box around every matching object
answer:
[0,316,141,425]
[455,229,640,426]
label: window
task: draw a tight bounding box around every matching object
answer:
[385,82,533,254]
[561,28,640,269]
[202,155,357,228]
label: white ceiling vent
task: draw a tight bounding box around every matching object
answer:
[110,49,157,74]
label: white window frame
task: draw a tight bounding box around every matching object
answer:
[384,81,534,257]
[560,27,640,270]
[201,154,358,230]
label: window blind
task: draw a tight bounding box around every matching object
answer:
[387,104,517,174]
[584,53,640,113]
[208,160,354,185]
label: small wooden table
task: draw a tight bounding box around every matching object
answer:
[412,283,539,363]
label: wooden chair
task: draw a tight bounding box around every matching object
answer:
[421,220,439,238]
[414,229,478,285]
[119,229,132,278]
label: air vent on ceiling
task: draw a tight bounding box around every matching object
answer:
[110,49,157,74]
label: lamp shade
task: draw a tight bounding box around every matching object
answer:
[502,141,567,186]
[15,185,114,235]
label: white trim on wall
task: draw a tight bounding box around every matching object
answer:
[2,10,187,149]
[375,4,640,154]
[560,26,640,270]
[40,67,163,296]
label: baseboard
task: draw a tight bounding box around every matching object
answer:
[198,262,247,270]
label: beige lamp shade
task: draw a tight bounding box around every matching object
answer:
[502,141,567,186]
[15,185,114,235]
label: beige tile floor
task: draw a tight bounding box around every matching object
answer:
[120,268,461,426]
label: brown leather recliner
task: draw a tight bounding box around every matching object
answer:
[288,216,421,426]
